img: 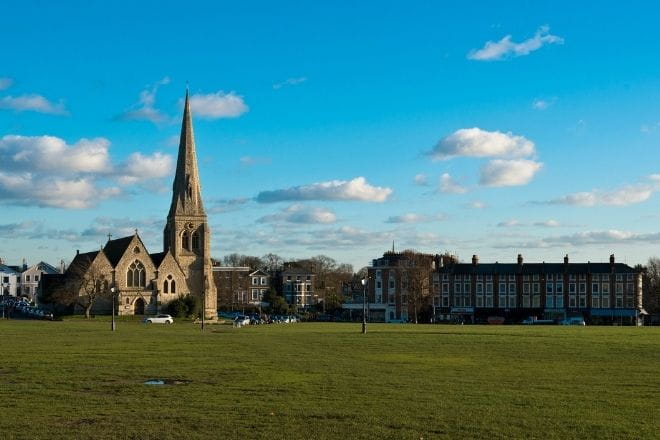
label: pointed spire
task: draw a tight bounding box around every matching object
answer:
[168,88,206,217]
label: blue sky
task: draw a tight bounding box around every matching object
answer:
[2,1,660,269]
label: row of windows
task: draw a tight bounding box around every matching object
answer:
[441,282,634,295]
[442,273,635,282]
[181,230,200,251]
[251,277,268,286]
[435,294,634,309]
[286,275,312,281]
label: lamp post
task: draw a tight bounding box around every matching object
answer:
[110,286,116,332]
[361,278,367,334]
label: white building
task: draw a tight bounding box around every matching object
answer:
[20,261,61,301]
[0,264,20,297]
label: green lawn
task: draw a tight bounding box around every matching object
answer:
[0,320,658,439]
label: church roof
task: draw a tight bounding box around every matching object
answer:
[149,252,167,267]
[66,250,100,275]
[103,236,134,267]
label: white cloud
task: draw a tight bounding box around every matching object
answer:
[273,77,307,89]
[479,159,542,187]
[497,219,521,228]
[533,219,560,228]
[0,134,173,208]
[465,200,487,209]
[0,94,68,115]
[385,213,447,224]
[208,197,251,214]
[0,135,111,173]
[258,204,337,224]
[0,173,120,209]
[504,230,660,249]
[468,25,564,61]
[117,77,170,124]
[532,98,555,110]
[413,173,429,186]
[547,184,653,207]
[117,152,173,185]
[438,173,468,194]
[188,91,248,119]
[0,78,13,90]
[428,127,535,160]
[256,177,393,203]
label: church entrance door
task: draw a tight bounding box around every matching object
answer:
[134,297,145,315]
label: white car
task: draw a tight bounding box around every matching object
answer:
[234,315,250,326]
[144,314,174,324]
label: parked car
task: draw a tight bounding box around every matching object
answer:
[561,317,586,326]
[234,315,250,326]
[143,314,174,324]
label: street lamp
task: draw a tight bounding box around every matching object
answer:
[110,286,116,332]
[361,278,367,334]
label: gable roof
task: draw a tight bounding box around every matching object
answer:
[66,251,100,275]
[249,269,269,277]
[150,252,167,267]
[102,236,135,267]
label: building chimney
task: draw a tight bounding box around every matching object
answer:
[76,250,80,255]
[564,254,569,265]
[60,259,66,274]
[472,255,479,265]
[22,258,27,271]
[517,254,523,265]
[609,254,615,265]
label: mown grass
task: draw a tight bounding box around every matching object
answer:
[0,320,658,439]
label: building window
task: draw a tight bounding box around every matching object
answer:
[508,274,515,281]
[486,283,493,294]
[616,274,623,282]
[532,283,540,294]
[476,296,483,307]
[261,277,267,285]
[442,274,448,281]
[546,295,554,308]
[191,231,200,250]
[592,283,599,294]
[252,289,259,300]
[34,275,39,282]
[616,283,623,294]
[181,231,189,250]
[508,283,516,294]
[602,283,610,294]
[26,275,30,282]
[455,283,461,294]
[389,280,395,289]
[376,281,382,289]
[592,297,600,308]
[555,295,563,308]
[532,274,539,281]
[546,282,553,294]
[523,283,530,294]
[627,274,633,281]
[127,260,146,287]
[569,283,576,294]
[464,283,471,294]
[476,283,483,294]
[569,296,576,308]
[556,283,563,294]
[522,295,530,308]
[442,283,449,293]
[602,296,610,308]
[486,296,493,307]
[499,283,506,294]
[579,283,587,294]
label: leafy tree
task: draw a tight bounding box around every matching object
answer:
[165,295,201,318]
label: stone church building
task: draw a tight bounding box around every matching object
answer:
[52,91,217,318]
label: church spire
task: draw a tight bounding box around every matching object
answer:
[168,89,206,217]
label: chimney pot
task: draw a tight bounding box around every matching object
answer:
[517,254,523,265]
[610,254,615,264]
[472,255,479,265]
[564,254,569,264]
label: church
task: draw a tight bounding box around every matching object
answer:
[53,91,217,318]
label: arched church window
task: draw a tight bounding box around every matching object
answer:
[126,297,130,305]
[167,274,176,294]
[163,280,169,294]
[191,231,200,250]
[127,260,146,287]
[182,231,189,250]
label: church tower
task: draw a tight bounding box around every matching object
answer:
[164,90,217,318]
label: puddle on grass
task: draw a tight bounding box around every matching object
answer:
[143,378,191,386]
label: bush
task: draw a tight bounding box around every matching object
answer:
[165,295,201,318]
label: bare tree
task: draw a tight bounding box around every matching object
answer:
[55,256,110,319]
[262,253,284,273]
[642,258,660,314]
[401,250,433,324]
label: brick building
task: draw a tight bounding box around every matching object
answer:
[436,254,643,324]
[280,263,315,309]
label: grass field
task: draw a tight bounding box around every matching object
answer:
[0,319,658,439]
